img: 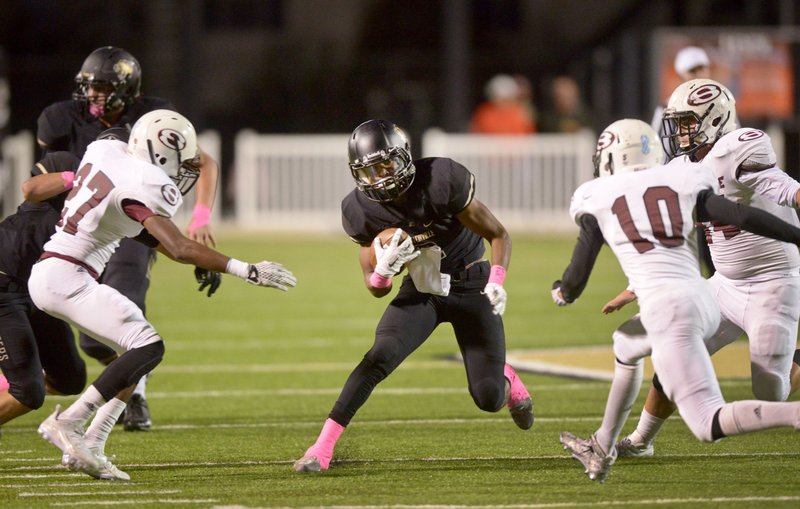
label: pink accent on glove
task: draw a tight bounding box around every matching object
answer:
[61,171,75,190]
[369,271,392,288]
[189,204,212,233]
[0,374,9,391]
[489,265,507,285]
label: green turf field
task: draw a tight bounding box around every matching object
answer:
[2,233,799,508]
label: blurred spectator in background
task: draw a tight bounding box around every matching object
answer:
[650,46,711,134]
[539,76,592,133]
[469,73,536,134]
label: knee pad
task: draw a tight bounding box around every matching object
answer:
[9,374,46,410]
[93,341,165,400]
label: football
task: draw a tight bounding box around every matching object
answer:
[369,227,410,268]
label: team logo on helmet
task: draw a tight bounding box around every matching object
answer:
[738,129,765,142]
[161,184,180,206]
[113,59,136,80]
[687,84,722,106]
[158,129,187,150]
[596,130,615,151]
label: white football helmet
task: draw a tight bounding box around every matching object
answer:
[593,119,663,177]
[662,78,736,160]
[127,109,200,194]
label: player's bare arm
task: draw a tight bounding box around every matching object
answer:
[21,172,71,202]
[187,146,219,247]
[456,198,510,268]
[602,289,637,314]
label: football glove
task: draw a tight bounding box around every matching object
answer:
[551,280,569,306]
[373,229,420,278]
[194,266,222,297]
[246,261,297,291]
[483,282,507,316]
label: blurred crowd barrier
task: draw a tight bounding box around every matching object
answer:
[5,127,783,233]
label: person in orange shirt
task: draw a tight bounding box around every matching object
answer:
[470,74,536,134]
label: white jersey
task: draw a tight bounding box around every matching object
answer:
[570,160,718,302]
[43,139,182,275]
[701,128,800,280]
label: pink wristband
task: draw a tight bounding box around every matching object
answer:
[369,271,392,288]
[61,171,75,190]
[189,203,212,232]
[489,265,507,285]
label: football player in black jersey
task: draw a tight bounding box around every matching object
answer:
[294,119,534,473]
[0,151,87,429]
[35,46,220,431]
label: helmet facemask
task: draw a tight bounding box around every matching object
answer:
[348,119,416,202]
[661,79,736,161]
[128,109,200,195]
[350,146,415,202]
[73,47,141,119]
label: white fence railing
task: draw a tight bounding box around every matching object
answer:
[10,126,787,233]
[422,129,596,231]
[233,129,596,232]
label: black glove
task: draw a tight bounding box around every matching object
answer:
[194,266,222,297]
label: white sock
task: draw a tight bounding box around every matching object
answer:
[718,400,800,437]
[85,398,128,454]
[133,375,147,398]
[59,385,106,426]
[595,360,643,453]
[631,409,667,444]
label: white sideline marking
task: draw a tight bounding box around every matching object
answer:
[51,500,217,507]
[19,489,179,497]
[276,498,800,509]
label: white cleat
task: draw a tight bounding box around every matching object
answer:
[38,405,101,477]
[63,449,130,481]
[294,455,322,473]
[560,431,617,483]
[615,436,654,458]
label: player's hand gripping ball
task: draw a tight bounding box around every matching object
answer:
[371,228,418,278]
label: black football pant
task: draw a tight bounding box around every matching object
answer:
[79,238,156,362]
[0,291,86,409]
[329,261,506,426]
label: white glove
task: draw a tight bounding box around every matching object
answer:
[246,261,297,291]
[483,282,507,316]
[551,281,569,306]
[373,229,420,278]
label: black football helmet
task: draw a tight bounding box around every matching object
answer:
[348,119,415,202]
[73,46,142,114]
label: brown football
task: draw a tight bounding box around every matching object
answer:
[369,228,410,268]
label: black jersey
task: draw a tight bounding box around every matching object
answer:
[0,152,80,289]
[37,96,173,157]
[341,157,485,272]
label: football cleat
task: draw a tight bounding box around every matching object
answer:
[504,364,534,430]
[294,445,332,473]
[560,431,617,483]
[123,394,151,431]
[615,436,654,458]
[63,448,130,481]
[38,405,102,476]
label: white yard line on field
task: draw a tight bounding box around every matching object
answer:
[268,498,800,509]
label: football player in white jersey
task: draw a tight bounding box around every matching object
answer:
[28,110,297,480]
[614,79,800,458]
[551,119,800,483]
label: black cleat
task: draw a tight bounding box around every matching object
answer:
[123,394,151,431]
